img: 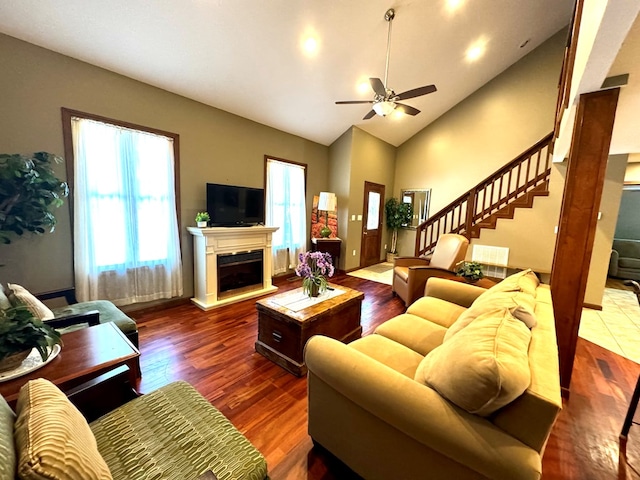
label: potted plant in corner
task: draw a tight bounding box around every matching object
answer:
[0,304,62,373]
[384,197,412,263]
[0,152,69,245]
[195,212,210,228]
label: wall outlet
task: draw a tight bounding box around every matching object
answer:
[352,249,356,256]
[384,244,387,250]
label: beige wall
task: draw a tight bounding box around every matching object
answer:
[394,29,567,257]
[584,154,628,307]
[625,154,640,183]
[327,127,396,271]
[328,128,353,271]
[0,33,329,298]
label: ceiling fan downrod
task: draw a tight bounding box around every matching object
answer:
[383,8,395,92]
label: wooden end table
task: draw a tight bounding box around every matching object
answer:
[255,283,364,376]
[0,322,140,410]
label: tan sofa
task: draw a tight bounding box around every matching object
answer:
[305,271,562,480]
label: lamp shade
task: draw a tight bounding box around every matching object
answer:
[373,101,396,117]
[318,192,337,211]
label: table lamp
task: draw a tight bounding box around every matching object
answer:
[317,192,337,238]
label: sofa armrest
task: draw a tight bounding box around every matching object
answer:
[305,336,542,480]
[45,310,100,329]
[424,277,487,308]
[36,288,78,305]
[609,249,619,277]
[394,256,430,268]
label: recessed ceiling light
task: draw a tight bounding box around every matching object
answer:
[357,80,371,95]
[302,36,318,56]
[466,39,487,62]
[446,0,465,13]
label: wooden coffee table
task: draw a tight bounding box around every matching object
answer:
[255,283,364,376]
[0,322,140,408]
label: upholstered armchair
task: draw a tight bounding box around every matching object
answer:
[392,233,469,306]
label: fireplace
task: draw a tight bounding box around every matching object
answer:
[217,250,264,299]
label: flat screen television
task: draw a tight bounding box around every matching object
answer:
[206,183,265,227]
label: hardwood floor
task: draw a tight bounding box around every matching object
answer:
[130,273,640,479]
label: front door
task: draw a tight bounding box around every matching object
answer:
[360,181,385,268]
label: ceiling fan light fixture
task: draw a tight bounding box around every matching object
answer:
[373,101,396,116]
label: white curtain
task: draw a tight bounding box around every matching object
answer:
[266,159,307,274]
[72,117,183,305]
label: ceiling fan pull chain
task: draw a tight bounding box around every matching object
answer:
[383,8,395,91]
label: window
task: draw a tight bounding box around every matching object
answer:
[62,109,182,305]
[265,157,307,274]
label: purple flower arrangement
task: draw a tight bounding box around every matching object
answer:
[295,251,335,297]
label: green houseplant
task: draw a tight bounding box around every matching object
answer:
[456,261,485,282]
[0,304,62,372]
[195,211,210,227]
[0,152,69,244]
[384,197,412,261]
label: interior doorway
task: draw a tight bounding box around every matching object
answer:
[360,181,385,268]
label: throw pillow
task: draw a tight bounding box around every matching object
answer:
[415,307,532,417]
[14,379,112,480]
[444,291,537,341]
[7,284,54,321]
[0,285,11,311]
[480,269,540,297]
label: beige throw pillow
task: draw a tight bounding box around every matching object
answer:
[14,379,112,480]
[415,307,532,416]
[444,291,537,341]
[480,269,540,297]
[7,284,54,320]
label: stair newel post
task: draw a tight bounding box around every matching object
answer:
[465,188,476,239]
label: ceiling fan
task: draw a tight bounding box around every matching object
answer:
[335,8,437,120]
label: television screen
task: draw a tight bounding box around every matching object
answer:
[206,183,265,227]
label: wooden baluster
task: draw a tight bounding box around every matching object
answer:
[465,190,475,238]
[525,154,531,192]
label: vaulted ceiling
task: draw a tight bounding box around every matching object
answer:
[0,1,575,147]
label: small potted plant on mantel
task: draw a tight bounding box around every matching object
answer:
[456,261,485,283]
[0,304,62,373]
[195,212,210,228]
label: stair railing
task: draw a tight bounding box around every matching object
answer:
[415,133,553,257]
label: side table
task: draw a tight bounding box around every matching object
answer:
[311,237,342,269]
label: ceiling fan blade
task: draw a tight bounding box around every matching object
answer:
[369,78,386,96]
[395,103,421,116]
[335,100,375,104]
[395,84,437,101]
[363,109,377,120]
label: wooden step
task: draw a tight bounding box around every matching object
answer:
[469,184,549,238]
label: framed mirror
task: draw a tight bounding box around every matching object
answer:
[401,189,431,228]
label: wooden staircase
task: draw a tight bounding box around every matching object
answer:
[415,133,553,257]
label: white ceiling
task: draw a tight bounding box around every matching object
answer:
[0,0,575,147]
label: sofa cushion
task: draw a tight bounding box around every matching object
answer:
[480,269,539,297]
[406,296,467,328]
[350,334,424,378]
[444,291,537,341]
[90,381,268,480]
[0,285,11,311]
[374,314,447,357]
[6,284,54,320]
[14,378,112,480]
[415,307,532,416]
[0,395,16,480]
[619,257,640,270]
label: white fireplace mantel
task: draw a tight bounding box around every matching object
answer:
[187,226,279,310]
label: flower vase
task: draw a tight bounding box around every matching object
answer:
[309,282,320,298]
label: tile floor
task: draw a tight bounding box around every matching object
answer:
[579,287,640,364]
[349,263,640,364]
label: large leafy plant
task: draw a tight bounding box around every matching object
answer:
[0,152,69,244]
[0,304,62,361]
[385,197,412,254]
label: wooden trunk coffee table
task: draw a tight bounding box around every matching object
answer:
[255,283,364,376]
